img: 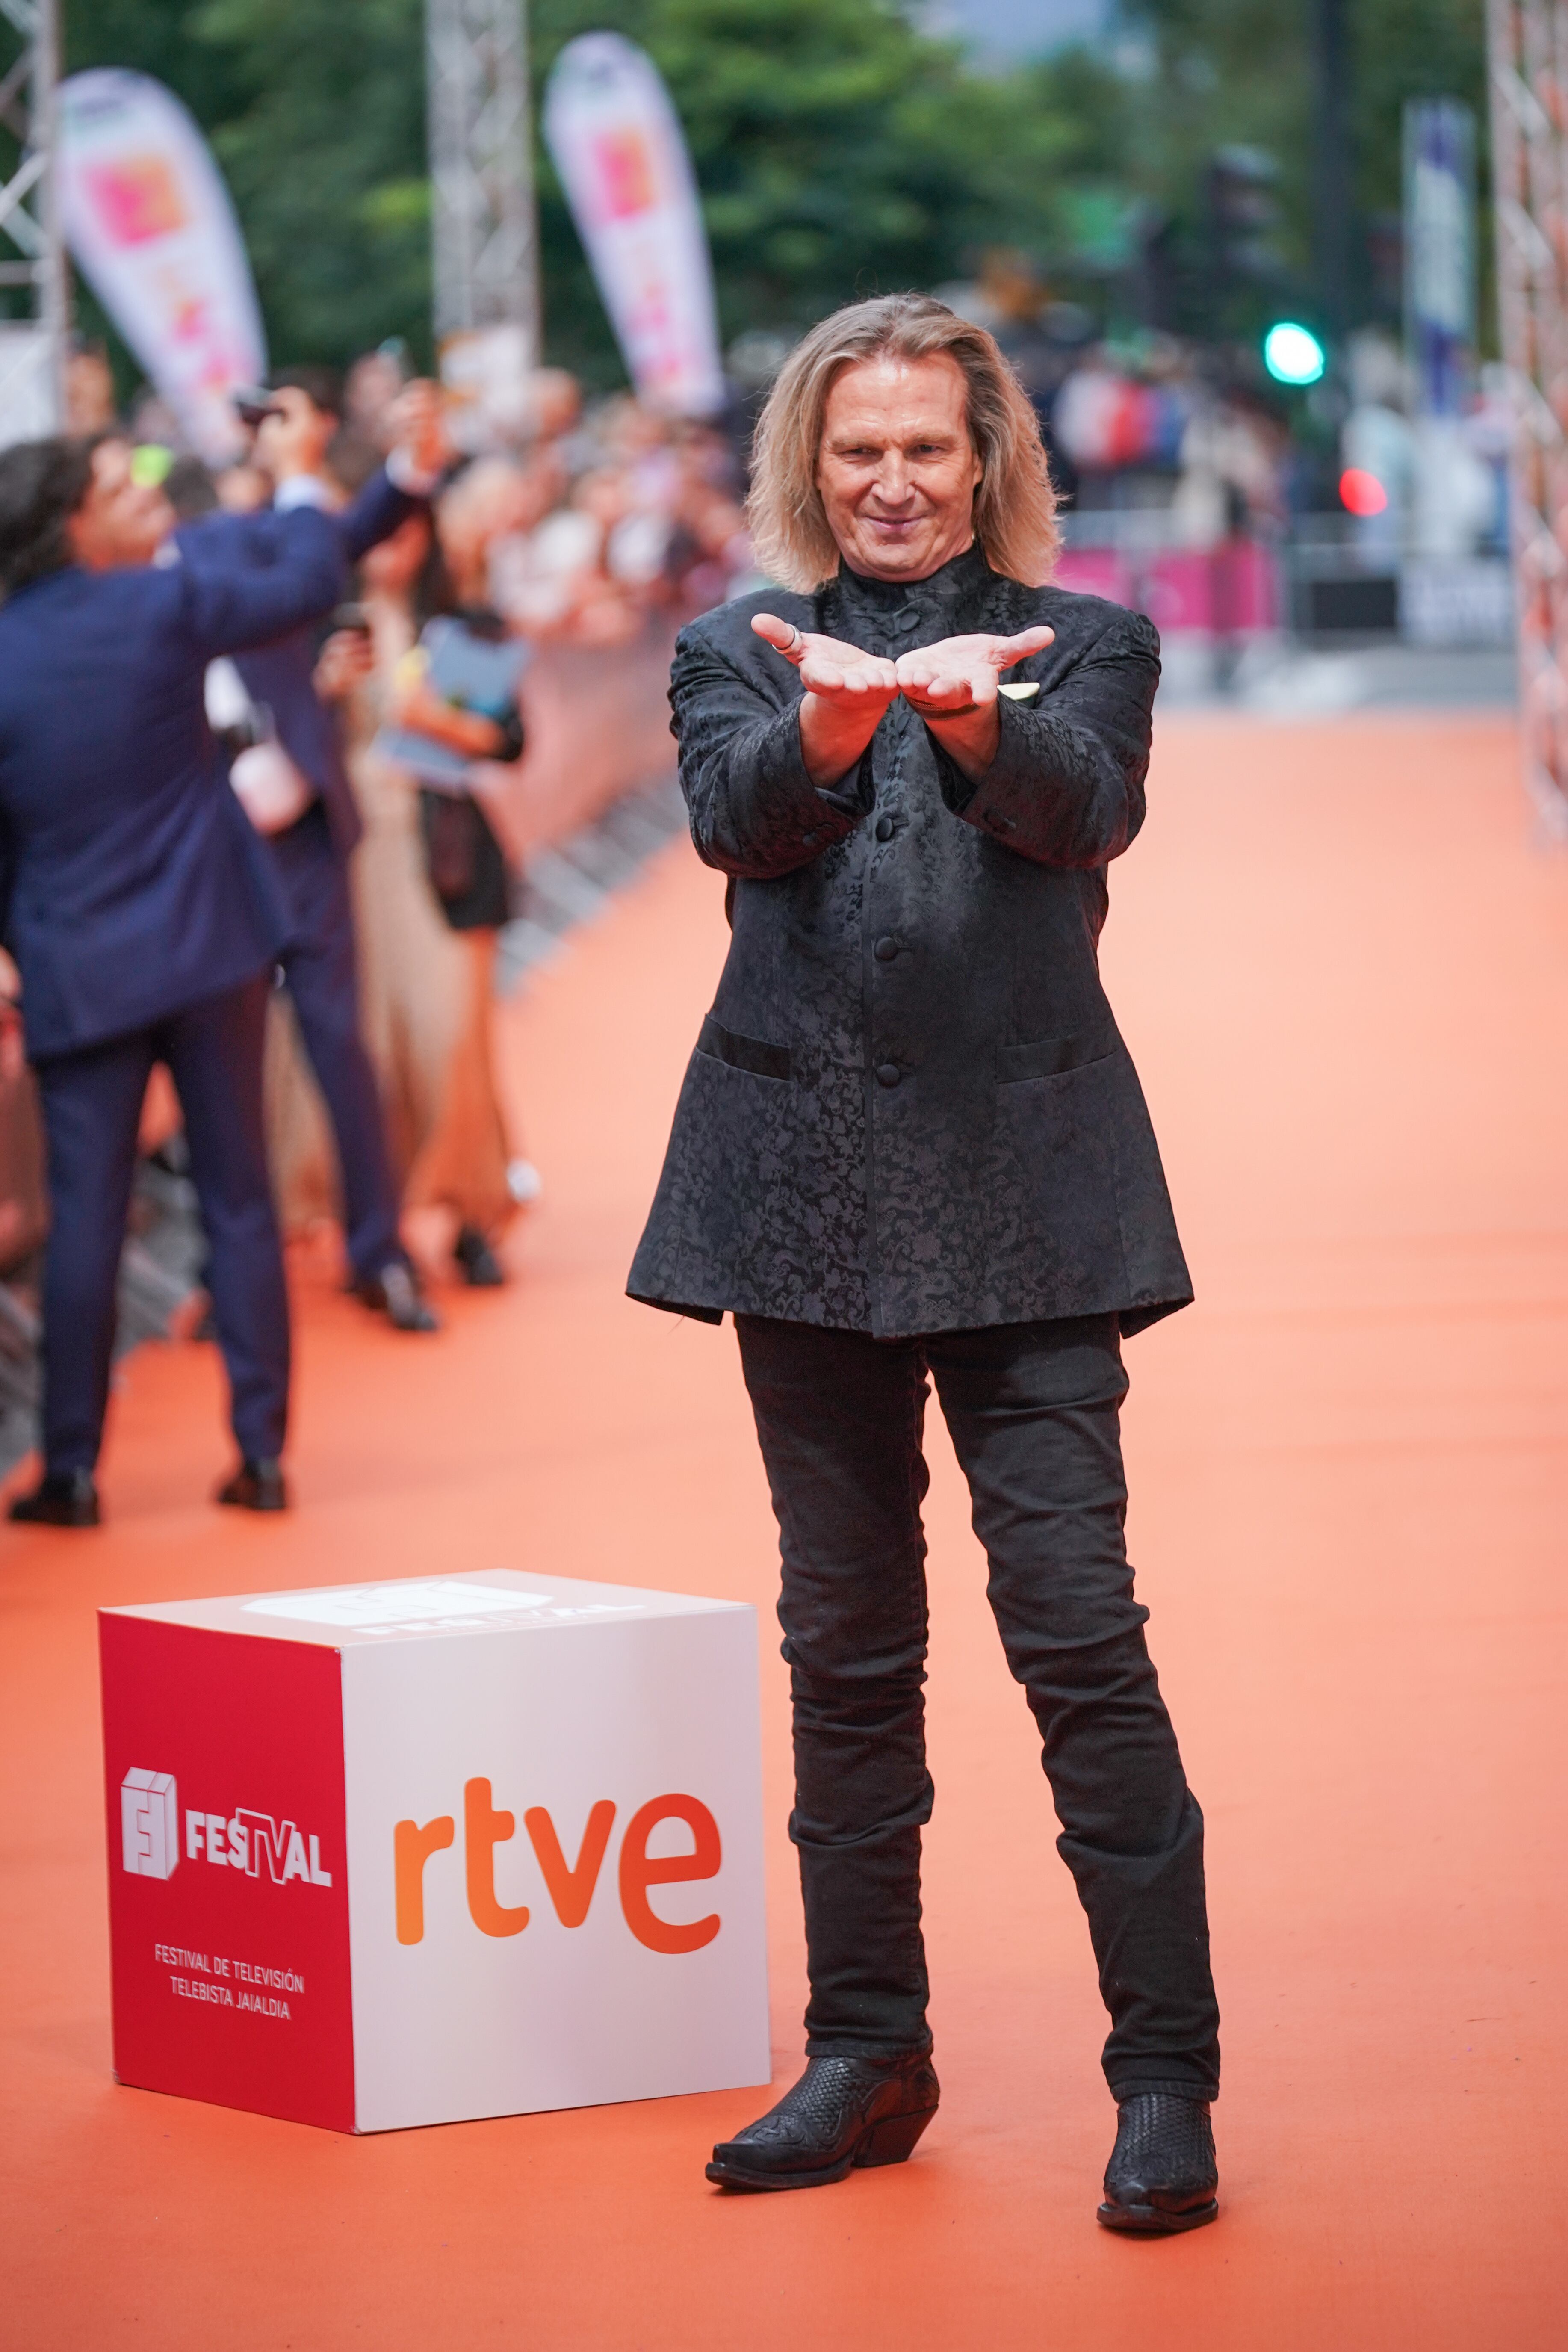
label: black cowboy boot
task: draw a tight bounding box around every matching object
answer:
[1098,2092,1219,2234]
[706,2053,939,2192]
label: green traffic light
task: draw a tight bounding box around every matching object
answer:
[1263,322,1326,386]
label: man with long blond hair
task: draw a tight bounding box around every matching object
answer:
[629,293,1220,2232]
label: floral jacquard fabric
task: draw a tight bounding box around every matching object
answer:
[626,543,1193,1341]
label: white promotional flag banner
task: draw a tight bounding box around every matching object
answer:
[543,35,724,418]
[59,70,266,462]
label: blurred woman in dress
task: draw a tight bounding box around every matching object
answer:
[324,477,531,1288]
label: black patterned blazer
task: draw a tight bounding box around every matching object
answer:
[627,541,1192,1340]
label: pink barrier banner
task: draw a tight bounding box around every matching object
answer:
[1055,542,1279,634]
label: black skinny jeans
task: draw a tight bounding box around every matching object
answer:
[735,1311,1220,2104]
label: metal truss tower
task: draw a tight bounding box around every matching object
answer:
[1488,0,1568,830]
[0,0,68,431]
[425,0,538,358]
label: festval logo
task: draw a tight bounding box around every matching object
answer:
[121,1767,180,1880]
[118,1765,335,1889]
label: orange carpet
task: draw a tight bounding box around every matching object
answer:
[3,711,1564,2350]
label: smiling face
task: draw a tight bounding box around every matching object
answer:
[815,353,983,582]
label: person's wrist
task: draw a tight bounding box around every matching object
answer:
[386,443,442,497]
[922,697,999,779]
[798,693,871,789]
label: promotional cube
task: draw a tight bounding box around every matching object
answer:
[100,1569,771,2133]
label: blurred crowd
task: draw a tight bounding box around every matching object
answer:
[36,339,757,1308]
[11,293,1503,1418]
[67,336,755,648]
[934,255,1289,550]
[945,248,1509,573]
[1048,338,1288,551]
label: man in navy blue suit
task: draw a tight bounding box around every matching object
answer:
[185,366,442,1333]
[0,397,351,1524]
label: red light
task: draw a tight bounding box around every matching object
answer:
[1339,467,1388,517]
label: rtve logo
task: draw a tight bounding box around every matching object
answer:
[396,1782,721,1954]
[118,1767,334,1888]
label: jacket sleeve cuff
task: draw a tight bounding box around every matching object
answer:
[928,691,1031,833]
[274,474,333,512]
[929,668,1147,869]
[739,702,871,856]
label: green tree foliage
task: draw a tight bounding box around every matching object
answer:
[532,0,1129,375]
[62,0,1492,380]
[65,0,1119,380]
[629,0,1073,324]
[1122,0,1488,336]
[67,0,433,367]
[1349,0,1487,219]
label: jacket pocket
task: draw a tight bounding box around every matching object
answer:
[997,1017,1118,1085]
[697,1013,794,1082]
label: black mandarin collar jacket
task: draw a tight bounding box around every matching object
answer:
[628,543,1192,1341]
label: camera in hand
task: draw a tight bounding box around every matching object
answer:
[231,384,283,428]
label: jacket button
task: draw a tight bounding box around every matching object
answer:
[874,936,899,962]
[800,830,817,846]
[875,815,895,842]
[876,1061,901,1088]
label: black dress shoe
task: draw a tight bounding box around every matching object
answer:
[706,2052,939,2192]
[1098,2092,1219,2234]
[9,1470,100,1527]
[355,1261,441,1333]
[454,1225,505,1288]
[216,1458,289,1513]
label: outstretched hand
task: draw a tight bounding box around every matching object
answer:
[895,625,1054,780]
[753,612,1055,790]
[895,626,1056,718]
[751,612,900,788]
[751,612,900,710]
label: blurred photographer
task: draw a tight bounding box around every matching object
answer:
[0,407,345,1524]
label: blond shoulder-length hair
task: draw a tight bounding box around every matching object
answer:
[747,293,1060,593]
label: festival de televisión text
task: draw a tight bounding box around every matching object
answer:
[153,1942,305,2019]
